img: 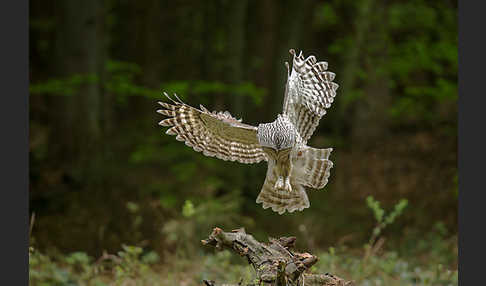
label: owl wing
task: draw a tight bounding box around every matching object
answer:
[291,146,333,190]
[157,93,267,164]
[283,49,339,143]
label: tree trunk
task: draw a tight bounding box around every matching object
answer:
[337,0,373,119]
[271,0,313,117]
[50,0,105,182]
[137,0,162,88]
[350,1,391,147]
[221,0,250,198]
[226,0,248,118]
[250,0,276,124]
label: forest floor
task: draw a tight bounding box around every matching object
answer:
[29,232,457,286]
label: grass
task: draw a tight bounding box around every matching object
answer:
[29,236,457,286]
[29,197,457,286]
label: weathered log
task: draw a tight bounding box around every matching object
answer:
[201,227,354,286]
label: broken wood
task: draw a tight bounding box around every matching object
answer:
[201,227,354,286]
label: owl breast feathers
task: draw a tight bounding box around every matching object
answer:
[157,49,338,214]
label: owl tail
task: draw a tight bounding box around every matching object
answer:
[256,166,310,214]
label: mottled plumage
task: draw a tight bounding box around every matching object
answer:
[157,49,338,214]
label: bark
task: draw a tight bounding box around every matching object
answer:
[201,227,354,286]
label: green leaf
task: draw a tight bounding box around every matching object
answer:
[182,200,196,218]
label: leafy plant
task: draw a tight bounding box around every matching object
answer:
[366,196,408,248]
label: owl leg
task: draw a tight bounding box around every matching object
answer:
[285,160,293,191]
[284,177,292,191]
[274,151,293,192]
[275,177,284,190]
[274,176,293,192]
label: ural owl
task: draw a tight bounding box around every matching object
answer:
[157,49,338,214]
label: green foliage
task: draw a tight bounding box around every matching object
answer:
[30,232,457,286]
[162,80,266,106]
[366,196,408,226]
[113,245,150,281]
[366,196,408,245]
[313,197,455,285]
[313,3,338,28]
[316,246,458,285]
[125,201,140,213]
[105,60,160,103]
[30,60,266,107]
[197,250,254,284]
[29,74,98,96]
[182,200,196,218]
[161,191,255,257]
[30,250,76,285]
[386,1,457,125]
[29,245,161,286]
[317,0,457,127]
[28,195,453,285]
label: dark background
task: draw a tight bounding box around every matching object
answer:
[29,0,457,265]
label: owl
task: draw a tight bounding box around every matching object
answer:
[157,49,338,214]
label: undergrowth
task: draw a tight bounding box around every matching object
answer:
[29,197,457,286]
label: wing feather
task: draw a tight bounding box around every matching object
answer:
[157,93,267,164]
[283,49,339,143]
[291,146,333,189]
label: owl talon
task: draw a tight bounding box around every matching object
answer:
[275,177,292,192]
[275,177,284,190]
[284,177,292,192]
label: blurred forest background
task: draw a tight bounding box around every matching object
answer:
[29,0,457,285]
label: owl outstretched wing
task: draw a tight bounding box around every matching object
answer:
[157,93,267,164]
[283,49,339,144]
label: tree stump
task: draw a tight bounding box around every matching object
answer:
[201,227,354,286]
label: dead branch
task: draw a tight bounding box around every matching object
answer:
[201,227,354,286]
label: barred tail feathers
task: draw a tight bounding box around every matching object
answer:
[256,163,310,214]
